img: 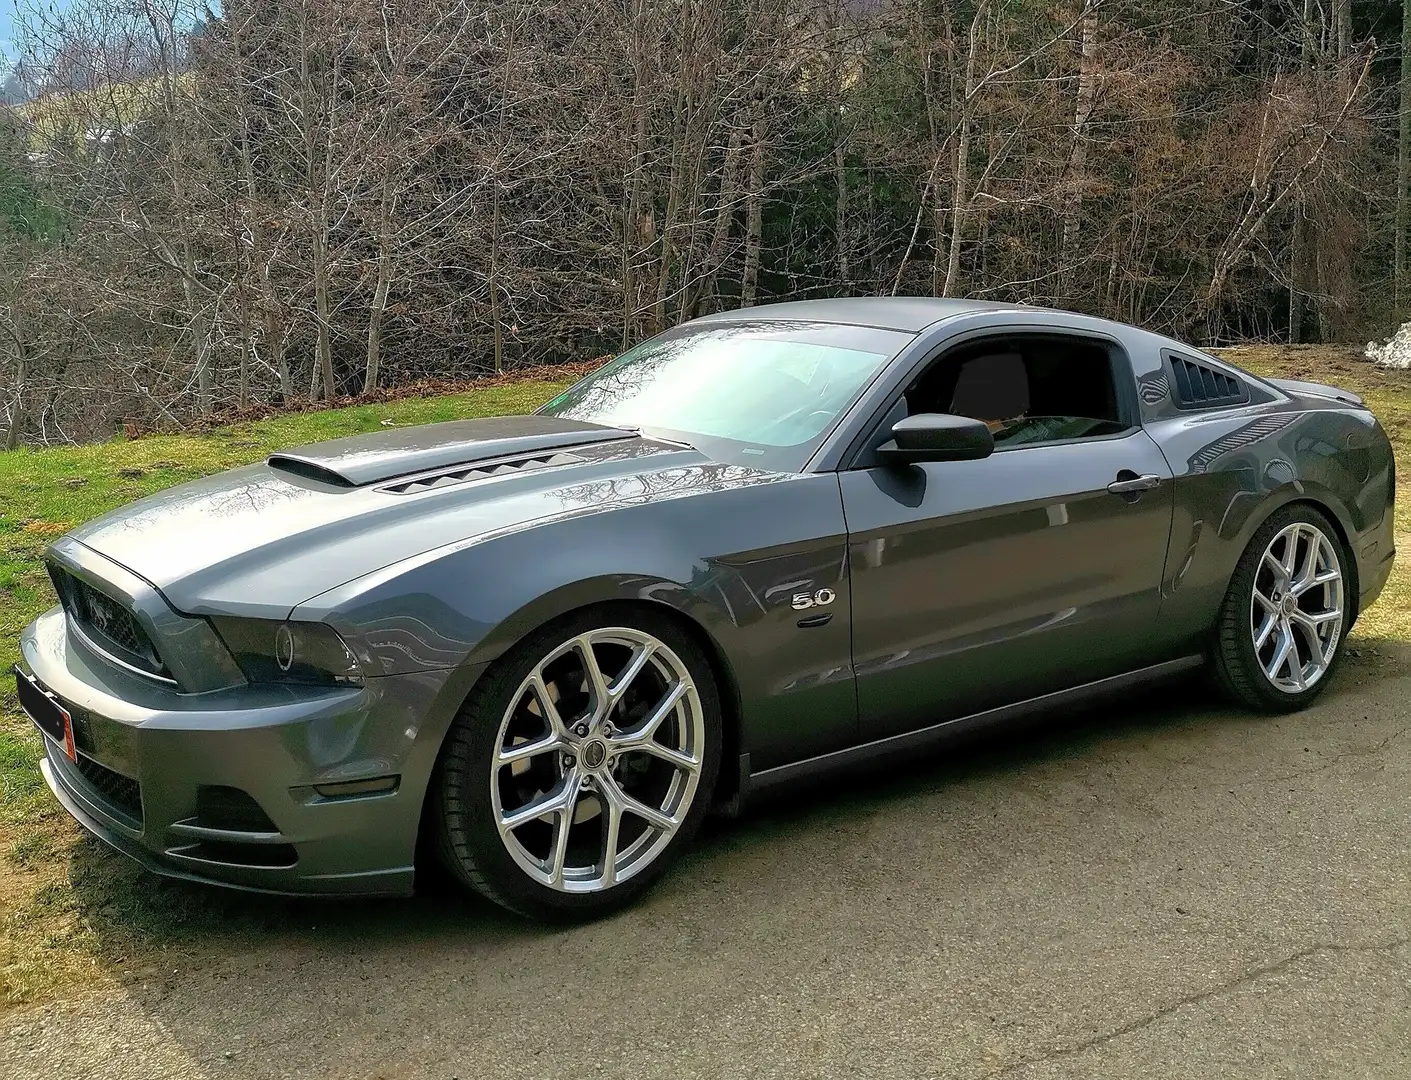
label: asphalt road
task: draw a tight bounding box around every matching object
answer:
[4,653,1410,1080]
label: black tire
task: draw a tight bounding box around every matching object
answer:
[1211,503,1352,713]
[432,605,723,920]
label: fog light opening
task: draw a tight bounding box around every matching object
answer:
[195,785,278,833]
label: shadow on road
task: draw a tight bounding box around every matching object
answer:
[58,641,1408,983]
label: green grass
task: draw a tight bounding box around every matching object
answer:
[0,348,1409,1012]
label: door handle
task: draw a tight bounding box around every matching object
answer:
[1107,472,1162,495]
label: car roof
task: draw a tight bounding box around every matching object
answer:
[690,297,1047,333]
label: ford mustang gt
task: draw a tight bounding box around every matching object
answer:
[14,298,1396,918]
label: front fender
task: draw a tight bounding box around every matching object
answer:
[294,472,858,772]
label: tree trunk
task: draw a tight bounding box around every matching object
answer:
[232,10,292,404]
[831,23,849,291]
[264,275,291,403]
[1396,0,1411,318]
[684,125,743,318]
[365,261,391,393]
[621,0,652,346]
[184,269,212,415]
[740,113,767,307]
[652,116,686,333]
[490,184,504,375]
[1288,210,1303,343]
[2,312,25,450]
[1059,0,1101,303]
[310,221,335,402]
[365,174,395,394]
[942,10,987,298]
[238,294,252,409]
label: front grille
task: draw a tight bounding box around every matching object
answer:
[49,566,171,681]
[72,753,143,824]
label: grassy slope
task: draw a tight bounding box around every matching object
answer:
[0,378,567,1006]
[0,347,1407,1011]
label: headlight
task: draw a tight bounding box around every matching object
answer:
[211,618,363,687]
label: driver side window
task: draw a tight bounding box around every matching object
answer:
[903,334,1129,449]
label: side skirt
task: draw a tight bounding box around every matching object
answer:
[743,654,1205,799]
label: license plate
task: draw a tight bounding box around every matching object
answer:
[13,667,77,762]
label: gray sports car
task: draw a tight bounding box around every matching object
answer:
[15,298,1396,918]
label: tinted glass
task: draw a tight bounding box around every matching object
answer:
[540,322,910,470]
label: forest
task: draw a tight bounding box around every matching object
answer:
[0,0,1408,444]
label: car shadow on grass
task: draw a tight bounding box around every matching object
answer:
[54,642,1411,998]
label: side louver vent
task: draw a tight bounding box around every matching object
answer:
[383,451,585,494]
[1168,353,1248,409]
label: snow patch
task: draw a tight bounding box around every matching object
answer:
[1365,323,1411,369]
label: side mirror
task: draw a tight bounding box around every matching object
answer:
[877,413,994,465]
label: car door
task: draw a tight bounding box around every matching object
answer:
[839,332,1176,741]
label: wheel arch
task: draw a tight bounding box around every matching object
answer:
[1230,487,1361,625]
[480,593,746,804]
[413,592,746,865]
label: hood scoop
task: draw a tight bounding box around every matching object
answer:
[266,416,635,488]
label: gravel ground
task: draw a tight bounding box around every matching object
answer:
[3,654,1409,1080]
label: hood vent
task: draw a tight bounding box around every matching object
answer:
[382,451,585,494]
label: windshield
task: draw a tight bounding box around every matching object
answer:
[539,321,910,470]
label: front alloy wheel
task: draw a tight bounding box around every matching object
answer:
[435,609,721,918]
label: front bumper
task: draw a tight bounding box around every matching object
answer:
[20,606,476,897]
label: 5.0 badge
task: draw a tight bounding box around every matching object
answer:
[791,588,836,610]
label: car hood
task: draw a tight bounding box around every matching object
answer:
[64,416,769,619]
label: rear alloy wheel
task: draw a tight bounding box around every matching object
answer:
[1213,505,1350,712]
[434,610,721,919]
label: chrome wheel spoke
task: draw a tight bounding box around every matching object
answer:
[1279,524,1302,579]
[1290,609,1340,664]
[500,771,582,835]
[605,774,678,835]
[1264,626,1295,683]
[573,635,612,727]
[1261,550,1289,584]
[545,775,582,886]
[1254,611,1279,650]
[599,791,623,888]
[490,626,705,893]
[1293,568,1340,597]
[608,641,657,705]
[1290,607,1339,631]
[527,672,570,740]
[1264,550,1286,584]
[1250,521,1343,694]
[610,680,687,751]
[635,741,700,774]
[496,732,564,766]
